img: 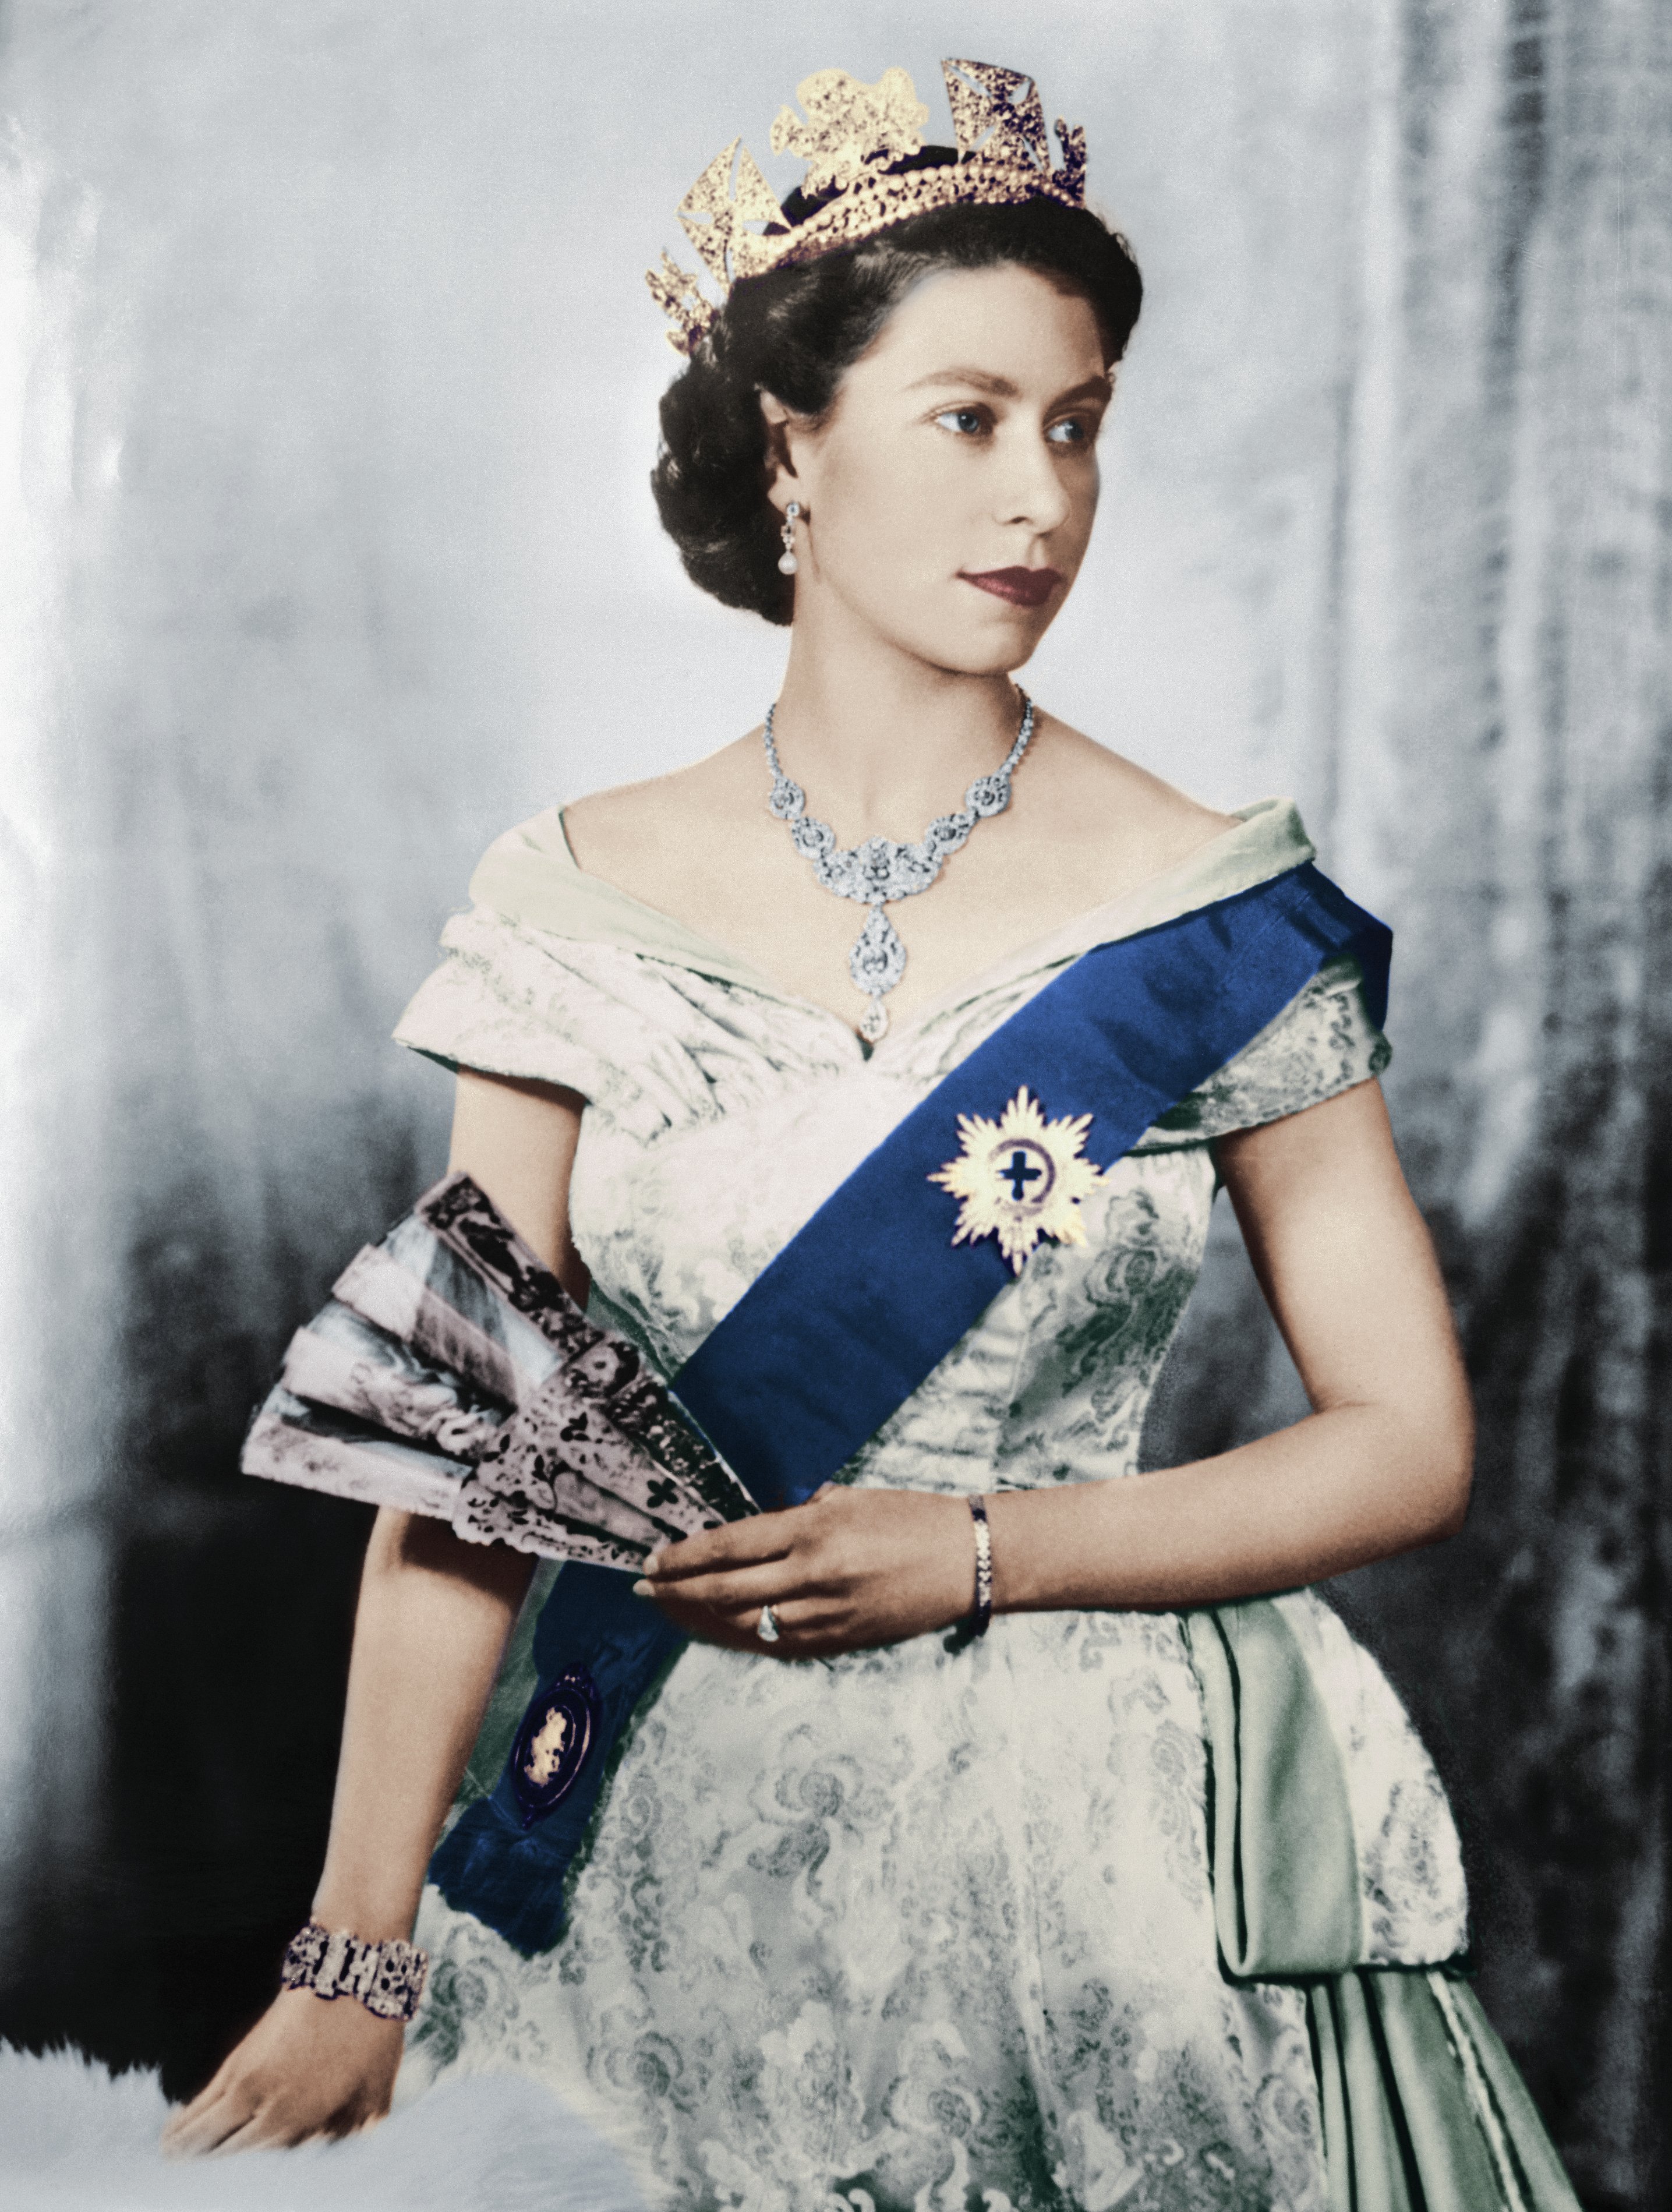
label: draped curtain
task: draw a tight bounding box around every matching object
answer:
[1151,9,1671,2202]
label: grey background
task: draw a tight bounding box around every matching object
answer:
[1,2,1666,2206]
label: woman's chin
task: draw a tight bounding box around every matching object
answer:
[872,602,1056,679]
[931,641,1047,680]
[943,614,1053,677]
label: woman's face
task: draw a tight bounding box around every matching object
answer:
[769,262,1112,674]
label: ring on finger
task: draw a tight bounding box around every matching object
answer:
[755,1603,782,1644]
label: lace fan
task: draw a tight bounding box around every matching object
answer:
[241,1171,757,1568]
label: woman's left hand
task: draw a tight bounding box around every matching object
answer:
[634,1485,977,1658]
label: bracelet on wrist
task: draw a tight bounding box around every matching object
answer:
[945,1494,994,1652]
[280,1918,429,2024]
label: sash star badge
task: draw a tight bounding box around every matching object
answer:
[929,1087,1103,1274]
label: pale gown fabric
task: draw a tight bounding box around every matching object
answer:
[388,800,1469,2212]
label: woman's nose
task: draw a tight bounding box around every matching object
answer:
[993,424,1073,533]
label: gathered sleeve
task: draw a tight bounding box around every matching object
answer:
[1147,953,1392,1144]
[391,904,717,1142]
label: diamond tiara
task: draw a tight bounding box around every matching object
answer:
[646,58,1090,356]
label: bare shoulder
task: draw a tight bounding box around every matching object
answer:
[561,737,763,884]
[1031,713,1237,874]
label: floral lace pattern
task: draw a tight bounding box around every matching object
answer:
[392,904,1460,2212]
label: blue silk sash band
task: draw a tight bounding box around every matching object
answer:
[675,862,1388,1504]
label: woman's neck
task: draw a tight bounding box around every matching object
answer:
[769,614,1025,843]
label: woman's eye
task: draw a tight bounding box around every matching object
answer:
[1047,417,1094,447]
[934,407,989,437]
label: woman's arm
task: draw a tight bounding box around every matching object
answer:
[163,1071,586,2153]
[639,1078,1474,1648]
[989,1073,1474,1606]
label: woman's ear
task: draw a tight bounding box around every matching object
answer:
[759,389,808,513]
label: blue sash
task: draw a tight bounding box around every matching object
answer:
[431,862,1389,1955]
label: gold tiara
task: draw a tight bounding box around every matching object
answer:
[646,58,1089,356]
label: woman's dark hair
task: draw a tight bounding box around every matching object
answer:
[651,167,1143,625]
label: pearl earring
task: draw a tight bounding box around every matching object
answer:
[777,501,801,577]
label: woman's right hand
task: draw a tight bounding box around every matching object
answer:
[160,1987,405,2154]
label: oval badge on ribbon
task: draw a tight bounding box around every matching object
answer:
[510,1664,602,1828]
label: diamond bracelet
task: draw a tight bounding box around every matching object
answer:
[280,1918,429,2024]
[968,1496,994,1637]
[945,1496,995,1651]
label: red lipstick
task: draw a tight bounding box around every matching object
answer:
[960,567,1063,609]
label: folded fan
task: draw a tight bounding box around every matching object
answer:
[242,1171,757,1568]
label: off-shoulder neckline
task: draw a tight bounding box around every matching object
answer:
[467,796,1316,1061]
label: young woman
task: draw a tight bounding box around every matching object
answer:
[165,61,1579,2212]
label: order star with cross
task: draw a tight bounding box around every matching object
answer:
[929,1087,1105,1274]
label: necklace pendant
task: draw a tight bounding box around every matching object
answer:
[850,903,906,997]
[850,907,904,1044]
[761,693,1035,1055]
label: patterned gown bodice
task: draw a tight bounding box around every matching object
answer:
[397,798,1384,1501]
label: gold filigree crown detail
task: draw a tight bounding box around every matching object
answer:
[646,59,1090,355]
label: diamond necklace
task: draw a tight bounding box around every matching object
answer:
[762,690,1035,1044]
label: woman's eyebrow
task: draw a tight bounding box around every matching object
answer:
[906,368,1113,407]
[907,368,1023,396]
[1051,376,1114,408]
